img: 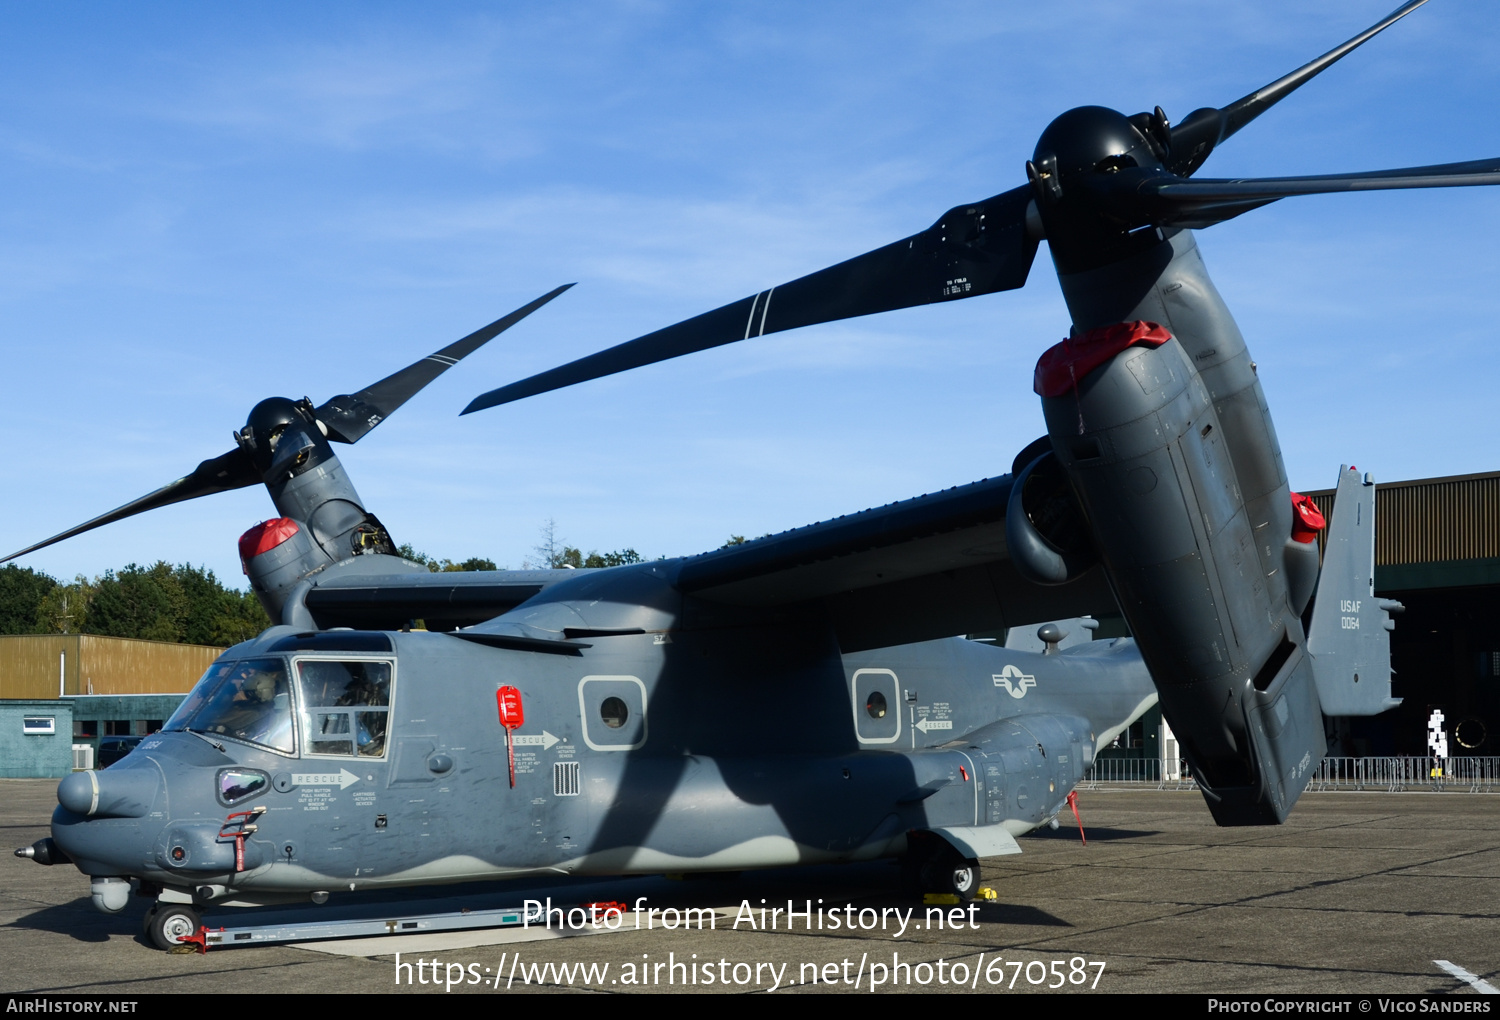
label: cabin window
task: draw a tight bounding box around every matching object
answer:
[600,697,628,729]
[577,675,647,751]
[296,659,393,759]
[165,658,296,755]
[850,668,901,744]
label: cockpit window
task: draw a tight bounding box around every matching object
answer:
[296,659,392,758]
[165,658,295,755]
[218,769,270,806]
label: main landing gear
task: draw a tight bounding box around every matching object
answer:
[902,832,980,901]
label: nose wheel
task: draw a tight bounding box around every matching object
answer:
[145,903,202,951]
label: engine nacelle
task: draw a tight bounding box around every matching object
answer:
[1006,446,1096,586]
[234,399,399,621]
[1036,318,1324,824]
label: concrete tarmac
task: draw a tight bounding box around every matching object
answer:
[3,778,1496,995]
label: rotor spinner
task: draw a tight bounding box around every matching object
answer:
[1029,106,1172,275]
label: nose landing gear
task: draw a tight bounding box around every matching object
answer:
[144,903,202,951]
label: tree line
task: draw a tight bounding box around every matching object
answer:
[0,563,272,646]
[1,525,673,646]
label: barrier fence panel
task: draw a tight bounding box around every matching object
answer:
[1084,756,1500,792]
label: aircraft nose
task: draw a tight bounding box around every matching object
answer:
[57,767,159,819]
[52,764,168,886]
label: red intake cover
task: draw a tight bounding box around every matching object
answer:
[1034,321,1173,398]
[238,518,301,572]
[1290,492,1326,544]
[497,685,525,729]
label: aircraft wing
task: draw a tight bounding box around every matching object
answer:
[672,474,1117,652]
[303,569,575,631]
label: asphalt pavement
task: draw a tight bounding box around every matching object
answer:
[3,779,1496,995]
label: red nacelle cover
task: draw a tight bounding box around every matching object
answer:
[238,518,301,571]
[1290,492,1326,544]
[1034,320,1174,398]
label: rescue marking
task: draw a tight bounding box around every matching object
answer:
[290,769,360,789]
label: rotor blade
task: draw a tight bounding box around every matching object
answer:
[1095,156,1500,229]
[463,186,1038,413]
[316,283,574,442]
[1,447,257,564]
[1167,0,1428,177]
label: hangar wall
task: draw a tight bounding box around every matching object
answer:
[0,634,221,699]
[0,635,220,777]
[1306,470,1500,756]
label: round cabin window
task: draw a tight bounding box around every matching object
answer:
[865,691,887,719]
[600,696,629,729]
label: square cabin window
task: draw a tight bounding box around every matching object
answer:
[296,659,392,759]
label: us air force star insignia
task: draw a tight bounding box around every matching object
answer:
[993,664,1036,699]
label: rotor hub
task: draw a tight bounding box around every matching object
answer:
[1033,106,1163,196]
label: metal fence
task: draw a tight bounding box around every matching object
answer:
[1079,756,1197,791]
[1309,756,1500,793]
[1082,756,1500,793]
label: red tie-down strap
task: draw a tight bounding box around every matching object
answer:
[1290,492,1327,544]
[1066,790,1087,846]
[1034,321,1174,398]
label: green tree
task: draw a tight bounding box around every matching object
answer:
[209,585,273,646]
[0,564,57,634]
[86,563,187,642]
[397,545,499,572]
[36,576,95,634]
[170,564,272,646]
[6,560,269,645]
[583,549,642,568]
[551,545,642,569]
[174,564,227,645]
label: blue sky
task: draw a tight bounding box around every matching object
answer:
[3,1,1498,585]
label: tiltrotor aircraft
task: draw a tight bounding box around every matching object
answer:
[11,0,1479,951]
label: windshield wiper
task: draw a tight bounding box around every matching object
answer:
[181,728,226,753]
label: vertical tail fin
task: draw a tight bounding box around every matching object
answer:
[1306,466,1403,716]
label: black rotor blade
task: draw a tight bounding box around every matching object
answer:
[1167,0,1428,177]
[317,283,573,441]
[463,186,1038,413]
[1093,156,1500,229]
[1,447,257,564]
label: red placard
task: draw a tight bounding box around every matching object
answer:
[497,686,524,788]
[497,686,525,729]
